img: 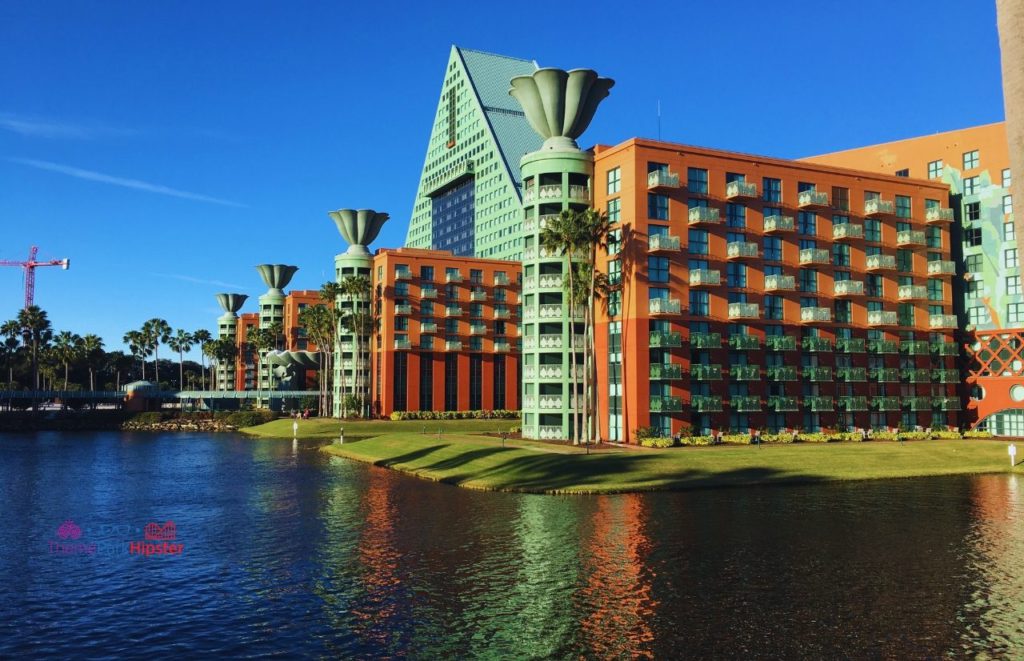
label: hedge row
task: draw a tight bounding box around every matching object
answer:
[128,410,278,427]
[640,429,994,447]
[388,410,520,421]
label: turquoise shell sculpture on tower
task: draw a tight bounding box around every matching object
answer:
[214,293,248,391]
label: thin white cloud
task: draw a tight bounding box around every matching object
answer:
[0,112,138,139]
[8,157,247,208]
[153,273,249,290]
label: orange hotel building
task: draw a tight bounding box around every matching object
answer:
[371,248,521,415]
[592,138,961,439]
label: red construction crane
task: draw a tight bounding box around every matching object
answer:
[0,246,70,309]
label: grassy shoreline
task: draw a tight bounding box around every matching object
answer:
[241,418,1019,494]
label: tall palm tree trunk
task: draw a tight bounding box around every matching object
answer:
[566,263,579,445]
[998,0,1024,260]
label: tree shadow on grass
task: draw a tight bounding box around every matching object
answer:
[376,444,449,468]
[420,446,511,473]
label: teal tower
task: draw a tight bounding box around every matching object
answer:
[256,264,298,392]
[329,208,389,418]
[510,68,614,441]
[214,292,247,390]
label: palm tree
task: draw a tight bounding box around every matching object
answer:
[17,305,52,391]
[298,303,336,416]
[1,319,21,389]
[203,340,221,389]
[191,329,212,389]
[247,326,278,404]
[339,275,372,417]
[123,329,148,380]
[208,337,237,392]
[142,318,171,387]
[997,0,1024,258]
[167,329,194,390]
[81,334,104,392]
[52,331,84,390]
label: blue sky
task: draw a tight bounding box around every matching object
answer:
[0,0,1005,358]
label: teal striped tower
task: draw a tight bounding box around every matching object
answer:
[214,293,247,390]
[509,68,613,441]
[256,264,298,393]
[328,209,389,418]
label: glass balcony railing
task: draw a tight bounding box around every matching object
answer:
[864,198,895,216]
[932,368,959,383]
[730,364,760,381]
[420,322,437,334]
[691,364,722,380]
[420,286,438,299]
[445,306,463,317]
[835,337,866,353]
[896,230,926,247]
[798,189,830,208]
[834,280,864,297]
[648,170,680,189]
[806,396,833,411]
[802,336,832,352]
[934,396,961,411]
[726,241,759,260]
[799,248,830,265]
[649,363,683,380]
[726,180,757,199]
[445,271,464,283]
[836,366,867,382]
[764,274,795,291]
[904,396,932,411]
[650,395,683,412]
[901,368,931,383]
[929,314,957,329]
[832,223,863,241]
[729,334,760,350]
[838,396,869,411]
[768,395,799,411]
[766,365,798,381]
[688,207,721,225]
[395,267,413,280]
[866,254,897,271]
[900,340,931,355]
[689,269,721,287]
[493,273,511,286]
[766,335,797,352]
[732,395,761,412]
[873,396,900,411]
[728,303,760,320]
[649,298,682,315]
[648,234,681,252]
[868,339,899,354]
[925,207,954,223]
[470,290,487,302]
[494,341,511,352]
[394,339,411,350]
[898,285,928,301]
[469,324,486,336]
[927,260,956,277]
[868,310,898,326]
[690,332,721,349]
[800,307,831,323]
[763,215,794,233]
[692,395,723,412]
[870,367,900,382]
[649,331,683,348]
[803,366,832,381]
[931,341,958,356]
[395,304,412,315]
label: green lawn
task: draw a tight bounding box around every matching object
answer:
[241,418,1020,494]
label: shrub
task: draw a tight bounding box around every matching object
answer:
[964,430,994,439]
[898,431,930,441]
[797,432,831,443]
[680,435,715,446]
[131,412,167,425]
[225,410,276,427]
[720,433,750,445]
[508,424,521,434]
[634,426,663,441]
[931,430,962,440]
[386,410,520,421]
[870,431,898,441]
[639,436,675,448]
[760,433,794,444]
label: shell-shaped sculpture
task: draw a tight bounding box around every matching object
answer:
[328,209,389,255]
[256,264,298,295]
[215,293,248,315]
[266,350,321,370]
[509,68,614,151]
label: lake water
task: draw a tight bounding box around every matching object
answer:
[1,432,1022,658]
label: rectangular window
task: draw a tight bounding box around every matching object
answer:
[832,186,849,211]
[799,269,817,293]
[833,243,850,267]
[964,176,979,196]
[648,193,669,220]
[763,177,781,203]
[763,236,782,261]
[866,275,883,297]
[1006,222,1016,243]
[688,167,708,194]
[444,354,458,411]
[608,259,621,286]
[726,262,747,288]
[963,149,979,170]
[965,227,982,247]
[927,160,943,179]
[726,203,746,228]
[493,355,506,410]
[419,352,433,410]
[469,355,482,410]
[865,219,881,242]
[1006,249,1019,269]
[607,290,620,316]
[1009,304,1024,325]
[897,249,913,272]
[607,197,621,223]
[895,168,909,178]
[607,229,622,256]
[797,211,816,235]
[688,229,709,255]
[607,167,621,194]
[965,254,982,273]
[1005,195,1014,215]
[1008,276,1022,297]
[420,266,434,281]
[834,299,852,323]
[392,352,407,412]
[896,195,911,219]
[764,295,782,320]
[1004,168,1012,189]
[966,280,982,300]
[926,226,942,248]
[689,290,709,316]
[969,306,990,326]
[648,256,669,283]
[928,279,944,301]
[898,303,914,327]
[965,201,981,221]
[725,172,745,183]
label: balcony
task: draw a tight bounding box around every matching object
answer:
[800,307,831,323]
[901,340,931,355]
[689,269,721,287]
[649,298,682,315]
[873,396,900,411]
[798,190,829,208]
[648,234,681,252]
[538,184,564,200]
[395,304,412,315]
[763,215,795,233]
[896,230,926,247]
[929,314,958,330]
[469,324,486,336]
[524,333,585,350]
[726,241,759,260]
[650,363,683,380]
[766,365,798,381]
[932,368,959,384]
[926,207,954,224]
[493,309,511,320]
[691,364,723,381]
[649,330,683,348]
[494,341,511,352]
[806,396,834,412]
[726,180,757,199]
[836,366,867,382]
[834,280,864,297]
[688,206,721,226]
[649,395,683,412]
[445,306,463,317]
[445,272,463,283]
[690,332,722,349]
[394,338,411,350]
[803,366,832,382]
[493,273,511,287]
[799,248,830,265]
[766,335,797,352]
[445,340,463,351]
[568,185,590,202]
[764,274,795,291]
[692,395,723,413]
[470,290,487,302]
[421,286,438,299]
[647,170,680,189]
[728,302,760,320]
[931,341,958,356]
[836,337,866,353]
[537,425,565,440]
[898,285,928,301]
[866,254,897,271]
[732,395,762,412]
[729,334,760,350]
[870,367,900,382]
[868,310,898,326]
[868,339,899,354]
[395,267,412,281]
[768,395,799,411]
[864,198,895,216]
[934,396,961,411]
[730,364,760,381]
[838,396,869,411]
[832,223,863,241]
[905,396,932,412]
[927,260,956,278]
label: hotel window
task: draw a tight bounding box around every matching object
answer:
[689,290,709,316]
[965,280,982,300]
[420,266,434,282]
[865,219,881,242]
[726,203,746,228]
[927,160,943,179]
[897,249,912,272]
[607,167,621,194]
[963,149,979,170]
[607,290,621,317]
[1005,195,1014,215]
[832,187,850,211]
[420,334,432,349]
[1004,168,1012,189]
[470,269,482,284]
[1006,248,1019,269]
[928,279,944,301]
[763,177,781,203]
[763,236,782,261]
[470,303,483,319]
[896,195,911,219]
[494,288,506,302]
[608,259,621,286]
[727,262,747,288]
[798,269,818,293]
[688,229,709,255]
[964,176,979,196]
[445,318,458,333]
[833,214,849,227]
[726,172,745,183]
[421,301,434,317]
[688,167,708,194]
[797,211,816,236]
[965,202,981,221]
[395,317,408,331]
[834,299,852,323]
[649,286,669,302]
[1006,222,1016,243]
[607,229,621,255]
[866,275,883,297]
[648,256,669,283]
[898,304,914,327]
[1009,276,1023,296]
[968,306,990,326]
[965,254,982,273]
[648,193,669,220]
[1009,304,1024,325]
[895,169,910,178]
[833,243,850,267]
[926,227,942,248]
[764,295,783,320]
[964,227,982,247]
[797,181,814,193]
[395,282,409,297]
[607,197,620,223]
